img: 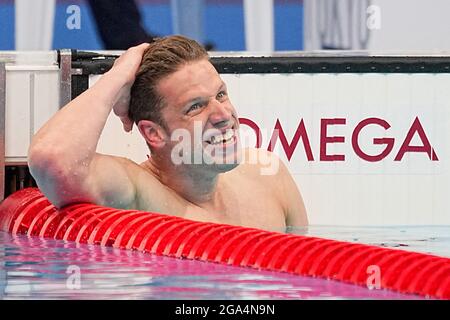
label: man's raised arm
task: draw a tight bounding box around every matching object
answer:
[27,43,149,208]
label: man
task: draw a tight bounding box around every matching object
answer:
[28,36,308,232]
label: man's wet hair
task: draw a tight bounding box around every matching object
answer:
[129,35,209,130]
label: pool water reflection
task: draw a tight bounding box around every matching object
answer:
[1,225,448,300]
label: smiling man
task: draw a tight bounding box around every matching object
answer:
[28,36,308,232]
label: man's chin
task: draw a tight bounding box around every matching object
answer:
[201,139,242,165]
[203,150,242,172]
[187,146,242,173]
[210,161,241,173]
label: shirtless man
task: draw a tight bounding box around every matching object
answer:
[28,36,308,232]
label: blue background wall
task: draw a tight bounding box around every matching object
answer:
[0,0,303,50]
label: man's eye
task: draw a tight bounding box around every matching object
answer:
[188,103,202,113]
[217,91,227,100]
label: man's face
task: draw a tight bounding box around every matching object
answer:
[157,59,242,172]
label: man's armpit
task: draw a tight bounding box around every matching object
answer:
[86,154,138,209]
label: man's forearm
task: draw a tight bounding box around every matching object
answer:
[28,71,127,170]
[27,43,148,207]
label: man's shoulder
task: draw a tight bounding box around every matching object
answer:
[239,148,284,178]
[95,153,142,172]
[94,153,159,184]
[243,147,278,159]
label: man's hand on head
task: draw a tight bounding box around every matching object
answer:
[107,43,150,132]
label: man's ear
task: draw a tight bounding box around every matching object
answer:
[137,120,168,149]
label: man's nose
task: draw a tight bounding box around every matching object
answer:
[209,100,232,128]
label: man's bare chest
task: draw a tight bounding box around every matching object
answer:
[185,200,286,231]
[134,163,286,231]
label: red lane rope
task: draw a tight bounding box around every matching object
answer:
[0,187,449,299]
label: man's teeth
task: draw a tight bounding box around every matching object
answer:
[209,131,234,145]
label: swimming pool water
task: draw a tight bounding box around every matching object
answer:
[289,225,450,258]
[0,226,448,300]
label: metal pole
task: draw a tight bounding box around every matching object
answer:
[59,49,72,108]
[0,63,6,200]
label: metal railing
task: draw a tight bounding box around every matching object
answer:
[0,63,6,200]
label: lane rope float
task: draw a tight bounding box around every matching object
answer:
[0,187,448,299]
